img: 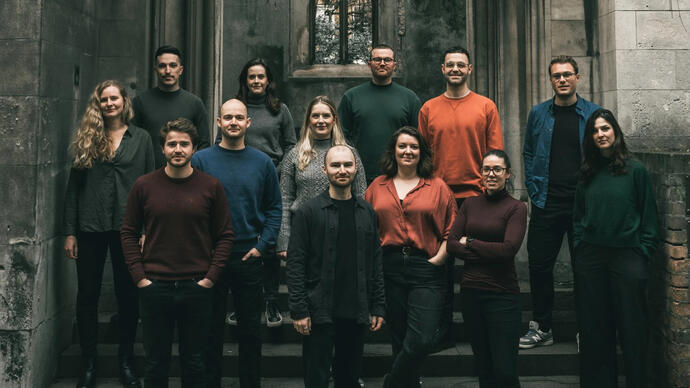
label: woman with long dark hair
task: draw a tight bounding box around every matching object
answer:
[64,80,154,388]
[573,108,658,387]
[364,126,456,388]
[447,149,527,388]
[216,57,297,327]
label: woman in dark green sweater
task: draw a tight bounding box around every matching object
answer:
[573,109,659,388]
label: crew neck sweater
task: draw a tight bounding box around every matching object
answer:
[191,145,281,254]
[213,93,296,167]
[547,102,580,205]
[447,190,527,293]
[277,138,367,251]
[338,81,421,179]
[120,168,234,284]
[573,159,659,257]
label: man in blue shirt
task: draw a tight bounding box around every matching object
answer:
[192,99,282,388]
[521,56,600,349]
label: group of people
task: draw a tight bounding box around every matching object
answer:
[63,42,658,388]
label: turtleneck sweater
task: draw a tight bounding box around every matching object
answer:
[277,138,366,251]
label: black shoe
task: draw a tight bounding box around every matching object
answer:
[119,354,140,387]
[75,357,96,388]
[358,377,365,387]
[265,301,283,327]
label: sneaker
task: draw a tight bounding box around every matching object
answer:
[265,301,282,327]
[519,320,553,349]
[225,311,237,326]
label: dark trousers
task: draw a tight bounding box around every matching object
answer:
[75,231,138,357]
[262,249,279,303]
[461,288,521,388]
[303,319,366,388]
[206,252,263,388]
[574,243,649,388]
[139,279,213,388]
[383,250,448,388]
[526,202,574,330]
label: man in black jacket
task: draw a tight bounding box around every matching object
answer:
[287,145,385,388]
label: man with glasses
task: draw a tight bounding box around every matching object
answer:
[521,55,600,349]
[338,44,421,183]
[419,46,504,208]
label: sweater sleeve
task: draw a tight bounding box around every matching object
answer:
[277,150,297,251]
[486,102,504,151]
[369,210,386,318]
[634,163,659,257]
[466,202,527,263]
[409,93,422,128]
[256,162,282,254]
[446,202,482,261]
[120,180,147,283]
[206,180,234,283]
[194,100,210,150]
[286,205,311,320]
[63,168,81,236]
[279,104,297,155]
[338,94,356,145]
[353,147,367,197]
[418,104,430,142]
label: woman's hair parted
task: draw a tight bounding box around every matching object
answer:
[579,108,629,185]
[380,126,434,178]
[295,95,347,170]
[70,80,133,169]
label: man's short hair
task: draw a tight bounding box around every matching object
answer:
[441,46,471,64]
[155,45,183,64]
[370,43,395,59]
[159,118,199,147]
[548,55,579,75]
[323,145,356,166]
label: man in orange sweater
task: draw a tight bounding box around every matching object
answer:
[419,46,504,206]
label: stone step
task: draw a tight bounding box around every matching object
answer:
[95,281,575,313]
[57,342,600,378]
[83,311,577,344]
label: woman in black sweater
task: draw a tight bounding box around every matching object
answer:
[573,109,658,388]
[447,150,527,388]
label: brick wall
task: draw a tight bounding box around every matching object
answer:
[636,152,690,387]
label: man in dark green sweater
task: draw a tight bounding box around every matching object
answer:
[338,44,421,183]
[133,45,210,168]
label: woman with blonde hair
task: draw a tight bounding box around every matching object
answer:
[276,95,366,258]
[64,80,154,388]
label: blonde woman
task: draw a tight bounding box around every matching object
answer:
[63,80,154,388]
[276,95,366,258]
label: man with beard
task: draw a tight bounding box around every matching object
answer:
[338,44,421,183]
[287,145,385,388]
[121,118,234,387]
[418,46,504,207]
[192,99,282,388]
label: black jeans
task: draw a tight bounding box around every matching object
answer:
[303,319,366,388]
[383,249,448,387]
[75,231,138,357]
[206,252,263,388]
[139,279,213,388]
[526,202,574,330]
[574,243,649,388]
[461,288,521,388]
[262,249,279,303]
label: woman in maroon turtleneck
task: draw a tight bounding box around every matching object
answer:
[447,150,527,388]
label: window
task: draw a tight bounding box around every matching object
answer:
[311,0,378,65]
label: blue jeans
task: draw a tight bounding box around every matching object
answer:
[383,248,448,387]
[139,278,213,388]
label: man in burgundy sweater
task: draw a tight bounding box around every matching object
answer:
[121,118,234,387]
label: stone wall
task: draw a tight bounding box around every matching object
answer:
[636,152,689,387]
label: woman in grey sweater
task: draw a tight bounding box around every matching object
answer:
[276,95,367,256]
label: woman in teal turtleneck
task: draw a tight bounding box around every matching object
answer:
[573,108,659,388]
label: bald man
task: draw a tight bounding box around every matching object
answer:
[192,99,282,388]
[287,145,385,388]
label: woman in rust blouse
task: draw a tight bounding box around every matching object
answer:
[447,150,527,387]
[365,126,456,388]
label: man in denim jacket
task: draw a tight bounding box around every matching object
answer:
[521,56,600,349]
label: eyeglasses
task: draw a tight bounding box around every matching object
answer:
[550,72,576,81]
[481,166,506,176]
[370,57,395,64]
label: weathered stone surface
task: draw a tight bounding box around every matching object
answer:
[677,50,690,89]
[35,164,71,243]
[598,11,616,53]
[39,41,81,100]
[599,50,618,92]
[0,40,40,96]
[614,11,637,50]
[636,11,690,49]
[573,56,592,94]
[0,97,39,166]
[616,90,690,138]
[37,98,77,166]
[41,0,98,52]
[0,166,37,246]
[97,0,141,20]
[0,242,37,330]
[0,0,41,39]
[599,0,615,15]
[30,238,75,329]
[551,21,588,56]
[98,20,143,58]
[551,0,585,20]
[28,307,74,388]
[614,0,673,10]
[98,56,140,87]
[0,330,30,386]
[616,49,676,89]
